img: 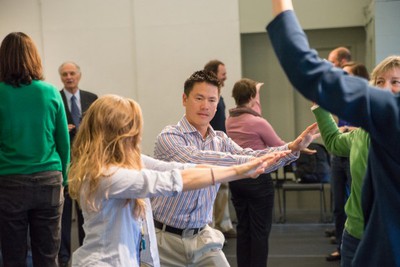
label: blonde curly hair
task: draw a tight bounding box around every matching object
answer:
[68,94,146,219]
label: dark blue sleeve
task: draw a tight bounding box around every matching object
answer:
[266,10,400,157]
[210,96,226,133]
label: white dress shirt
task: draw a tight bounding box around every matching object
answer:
[62,88,82,114]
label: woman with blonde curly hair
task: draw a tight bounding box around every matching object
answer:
[68,94,289,267]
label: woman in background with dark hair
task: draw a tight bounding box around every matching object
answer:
[226,79,285,267]
[342,62,370,80]
[323,61,370,262]
[0,32,70,267]
[311,61,369,266]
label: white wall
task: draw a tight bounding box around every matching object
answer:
[374,0,400,63]
[0,0,44,55]
[0,0,242,155]
[239,0,371,33]
[132,1,241,155]
[2,0,397,155]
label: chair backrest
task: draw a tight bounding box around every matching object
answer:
[288,143,331,184]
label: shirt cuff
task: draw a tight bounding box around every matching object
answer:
[310,104,320,111]
[171,169,184,195]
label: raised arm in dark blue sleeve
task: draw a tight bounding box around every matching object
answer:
[267,10,400,267]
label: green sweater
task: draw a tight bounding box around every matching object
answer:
[313,107,369,239]
[0,80,70,185]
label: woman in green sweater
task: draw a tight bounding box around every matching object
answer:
[0,32,70,266]
[312,57,400,267]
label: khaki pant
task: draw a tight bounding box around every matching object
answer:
[213,182,233,232]
[156,225,229,267]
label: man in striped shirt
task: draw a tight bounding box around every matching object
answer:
[152,70,318,266]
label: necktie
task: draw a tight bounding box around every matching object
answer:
[71,95,81,129]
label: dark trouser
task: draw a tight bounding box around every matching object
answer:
[58,187,85,264]
[0,171,63,267]
[331,156,351,252]
[229,173,274,267]
[341,230,360,267]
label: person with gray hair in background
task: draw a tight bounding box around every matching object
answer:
[58,61,98,267]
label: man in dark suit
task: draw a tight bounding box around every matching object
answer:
[58,61,98,267]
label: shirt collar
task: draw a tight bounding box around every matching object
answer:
[63,88,81,102]
[179,116,216,138]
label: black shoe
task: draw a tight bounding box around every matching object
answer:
[326,251,341,261]
[59,261,69,267]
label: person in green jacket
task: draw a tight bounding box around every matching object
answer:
[0,32,70,267]
[312,57,400,267]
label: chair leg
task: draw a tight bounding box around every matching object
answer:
[319,189,323,222]
[330,187,333,213]
[276,185,283,223]
[282,189,286,223]
[322,186,327,222]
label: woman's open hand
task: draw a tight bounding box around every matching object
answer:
[234,150,291,178]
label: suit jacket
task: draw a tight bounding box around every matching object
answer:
[209,96,226,133]
[60,89,98,143]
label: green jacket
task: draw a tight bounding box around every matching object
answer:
[0,80,70,185]
[313,106,369,239]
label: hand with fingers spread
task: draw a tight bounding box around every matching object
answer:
[288,123,320,152]
[234,150,292,178]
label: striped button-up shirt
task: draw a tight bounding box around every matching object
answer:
[152,116,298,229]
